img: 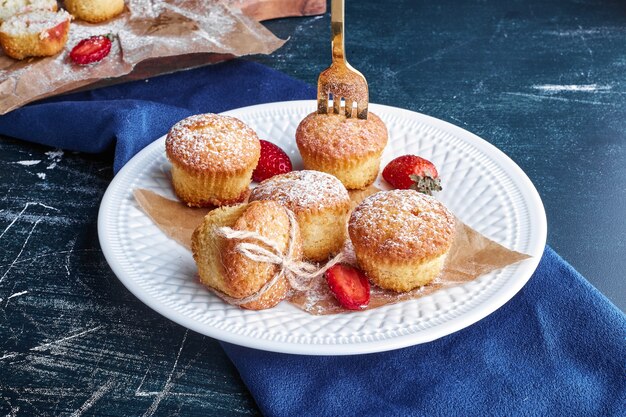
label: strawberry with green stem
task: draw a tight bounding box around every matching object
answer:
[382,155,442,195]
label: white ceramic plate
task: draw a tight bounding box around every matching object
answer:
[98,100,547,355]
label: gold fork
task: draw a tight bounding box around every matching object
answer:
[317,0,369,119]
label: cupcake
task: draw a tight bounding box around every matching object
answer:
[348,190,456,292]
[0,9,71,60]
[295,111,388,190]
[64,0,125,23]
[165,113,261,207]
[191,200,302,310]
[249,170,350,262]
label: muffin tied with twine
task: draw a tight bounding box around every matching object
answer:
[192,200,344,310]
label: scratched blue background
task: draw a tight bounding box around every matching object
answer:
[1,0,625,415]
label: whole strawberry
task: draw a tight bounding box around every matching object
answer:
[325,264,370,310]
[382,155,442,195]
[252,140,292,182]
[70,34,113,65]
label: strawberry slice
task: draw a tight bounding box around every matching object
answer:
[325,264,370,310]
[382,155,442,195]
[252,140,293,182]
[69,34,113,65]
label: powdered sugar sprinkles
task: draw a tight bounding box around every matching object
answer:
[250,170,350,211]
[349,189,456,258]
[165,113,260,172]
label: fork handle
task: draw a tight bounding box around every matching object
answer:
[331,0,345,63]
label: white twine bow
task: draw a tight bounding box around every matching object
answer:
[212,210,344,306]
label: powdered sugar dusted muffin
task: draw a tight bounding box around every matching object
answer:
[64,0,125,23]
[191,200,302,310]
[166,113,261,207]
[0,0,58,22]
[295,111,388,190]
[249,170,350,261]
[349,189,456,292]
[0,9,71,60]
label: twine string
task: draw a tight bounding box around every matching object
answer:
[212,210,344,306]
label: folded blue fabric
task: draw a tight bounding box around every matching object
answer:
[224,246,626,416]
[2,59,623,416]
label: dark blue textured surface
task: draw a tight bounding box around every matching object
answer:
[2,0,626,414]
[1,59,624,416]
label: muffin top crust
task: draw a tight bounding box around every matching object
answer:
[295,111,388,160]
[349,189,455,260]
[249,170,350,214]
[166,113,260,173]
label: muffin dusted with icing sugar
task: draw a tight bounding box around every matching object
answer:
[192,200,302,310]
[295,111,388,190]
[249,170,350,261]
[166,113,261,207]
[64,0,125,23]
[0,9,71,60]
[349,190,456,292]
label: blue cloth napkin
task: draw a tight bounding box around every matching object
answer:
[1,59,624,416]
[224,246,626,417]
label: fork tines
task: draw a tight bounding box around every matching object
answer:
[317,65,369,119]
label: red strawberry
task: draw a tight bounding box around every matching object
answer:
[382,155,442,195]
[70,34,113,65]
[325,264,370,310]
[252,140,292,182]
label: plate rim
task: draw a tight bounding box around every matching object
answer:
[98,100,547,355]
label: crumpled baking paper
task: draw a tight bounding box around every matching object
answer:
[134,186,531,315]
[0,0,286,114]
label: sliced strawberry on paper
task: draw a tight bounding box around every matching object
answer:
[252,140,293,182]
[325,264,370,310]
[69,34,113,65]
[382,155,442,195]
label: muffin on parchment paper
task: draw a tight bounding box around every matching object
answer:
[166,113,261,208]
[349,189,456,292]
[64,0,125,23]
[0,9,70,60]
[191,200,303,311]
[249,170,351,262]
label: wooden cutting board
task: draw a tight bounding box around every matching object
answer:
[229,0,326,21]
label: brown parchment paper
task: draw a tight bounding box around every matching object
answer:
[133,186,531,315]
[0,0,286,114]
